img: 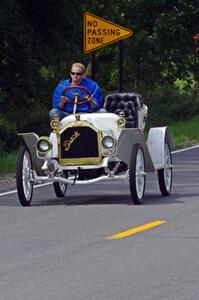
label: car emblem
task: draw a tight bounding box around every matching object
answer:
[63,131,81,151]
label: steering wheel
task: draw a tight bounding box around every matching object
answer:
[62,85,92,105]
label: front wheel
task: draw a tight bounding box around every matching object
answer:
[53,171,68,198]
[16,145,33,206]
[129,144,146,205]
[158,142,172,196]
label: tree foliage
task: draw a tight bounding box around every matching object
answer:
[0,0,198,151]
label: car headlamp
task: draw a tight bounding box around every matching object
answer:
[102,135,115,149]
[36,137,52,153]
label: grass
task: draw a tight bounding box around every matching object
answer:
[0,116,199,175]
[170,115,199,148]
[0,152,16,175]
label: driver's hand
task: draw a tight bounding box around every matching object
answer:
[84,94,92,101]
[59,96,68,109]
[85,94,97,107]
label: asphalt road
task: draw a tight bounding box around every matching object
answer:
[0,146,199,300]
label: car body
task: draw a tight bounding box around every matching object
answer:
[16,91,173,206]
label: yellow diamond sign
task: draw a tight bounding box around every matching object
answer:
[84,12,133,53]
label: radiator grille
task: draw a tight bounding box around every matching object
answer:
[60,126,99,159]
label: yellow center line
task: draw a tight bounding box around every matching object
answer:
[105,220,166,240]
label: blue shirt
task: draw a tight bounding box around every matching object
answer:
[53,78,103,113]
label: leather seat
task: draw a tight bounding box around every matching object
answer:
[104,92,143,128]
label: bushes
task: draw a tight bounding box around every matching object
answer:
[0,104,50,154]
[147,85,199,127]
[12,104,50,135]
[0,117,17,153]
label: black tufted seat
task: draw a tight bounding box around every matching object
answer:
[104,92,144,128]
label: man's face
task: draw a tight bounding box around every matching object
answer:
[70,67,84,84]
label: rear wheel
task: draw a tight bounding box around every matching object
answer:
[16,145,33,206]
[53,171,68,197]
[129,144,146,205]
[158,142,172,196]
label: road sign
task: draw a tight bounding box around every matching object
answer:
[84,12,133,53]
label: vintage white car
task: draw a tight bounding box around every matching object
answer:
[16,88,173,206]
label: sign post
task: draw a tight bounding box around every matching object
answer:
[119,41,124,92]
[91,51,96,81]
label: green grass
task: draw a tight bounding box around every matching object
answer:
[170,116,199,148]
[0,152,16,175]
[1,116,199,174]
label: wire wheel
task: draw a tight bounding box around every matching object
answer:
[158,142,172,196]
[16,145,33,206]
[53,171,68,198]
[129,144,146,205]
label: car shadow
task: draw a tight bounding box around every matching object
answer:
[0,191,193,207]
[28,192,186,206]
[62,193,185,206]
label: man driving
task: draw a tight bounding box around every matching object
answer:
[49,62,105,120]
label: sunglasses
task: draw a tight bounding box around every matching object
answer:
[70,72,83,76]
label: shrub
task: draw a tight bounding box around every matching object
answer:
[0,104,50,154]
[0,117,17,153]
[147,85,199,126]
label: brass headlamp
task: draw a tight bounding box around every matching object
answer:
[50,115,61,131]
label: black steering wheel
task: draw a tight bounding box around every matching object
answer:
[62,85,92,105]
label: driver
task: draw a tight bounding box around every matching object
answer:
[49,62,106,120]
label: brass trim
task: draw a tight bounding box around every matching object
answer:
[58,120,102,166]
[50,115,61,132]
[63,130,81,151]
[75,114,81,121]
[59,157,102,165]
[117,114,126,129]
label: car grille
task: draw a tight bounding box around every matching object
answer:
[60,126,99,160]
